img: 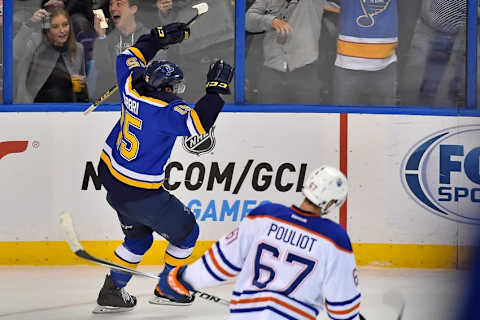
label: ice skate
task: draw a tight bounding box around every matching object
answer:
[148,285,195,306]
[92,275,137,313]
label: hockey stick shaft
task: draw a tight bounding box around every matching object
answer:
[185,15,199,26]
[83,2,208,115]
[76,249,228,305]
[59,211,229,306]
[83,84,118,115]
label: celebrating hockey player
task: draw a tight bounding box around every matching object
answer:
[93,22,234,313]
[156,165,363,319]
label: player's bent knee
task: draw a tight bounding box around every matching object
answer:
[124,233,154,255]
[177,223,199,250]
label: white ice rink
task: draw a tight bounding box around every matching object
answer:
[0,266,469,320]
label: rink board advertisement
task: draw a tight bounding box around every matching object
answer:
[0,112,339,265]
[348,115,480,267]
[0,112,479,268]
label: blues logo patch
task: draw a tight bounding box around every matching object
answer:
[357,0,392,27]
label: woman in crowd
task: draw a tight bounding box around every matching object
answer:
[14,6,88,103]
[64,0,97,78]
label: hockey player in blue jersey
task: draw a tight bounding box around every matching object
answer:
[156,166,363,320]
[93,22,234,313]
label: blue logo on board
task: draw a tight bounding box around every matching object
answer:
[400,125,480,225]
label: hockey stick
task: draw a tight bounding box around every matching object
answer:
[83,84,118,115]
[83,2,209,115]
[185,2,209,25]
[59,211,229,307]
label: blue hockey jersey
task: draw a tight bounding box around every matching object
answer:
[335,0,398,71]
[99,33,225,191]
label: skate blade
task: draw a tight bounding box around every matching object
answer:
[148,296,193,306]
[92,305,135,313]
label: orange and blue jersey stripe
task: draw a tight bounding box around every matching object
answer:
[325,293,361,320]
[202,242,241,282]
[231,290,319,320]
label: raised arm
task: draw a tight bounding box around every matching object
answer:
[132,23,190,64]
[114,22,190,91]
[191,60,234,133]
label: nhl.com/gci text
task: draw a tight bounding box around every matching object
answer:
[82,160,309,222]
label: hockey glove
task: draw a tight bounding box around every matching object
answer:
[155,266,194,302]
[205,60,234,95]
[152,22,190,46]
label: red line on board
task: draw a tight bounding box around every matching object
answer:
[339,114,348,230]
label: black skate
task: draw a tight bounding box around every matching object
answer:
[148,286,195,306]
[92,275,137,314]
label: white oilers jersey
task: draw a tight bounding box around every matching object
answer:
[183,203,361,320]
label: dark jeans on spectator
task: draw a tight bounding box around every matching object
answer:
[399,18,465,107]
[333,62,398,106]
[419,30,463,106]
[254,61,325,105]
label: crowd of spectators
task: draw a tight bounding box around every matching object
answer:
[244,0,469,107]
[6,0,473,107]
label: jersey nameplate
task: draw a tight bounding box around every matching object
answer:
[123,94,139,115]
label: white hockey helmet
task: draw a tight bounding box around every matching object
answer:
[302,166,348,214]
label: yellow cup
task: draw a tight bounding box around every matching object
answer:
[71,75,85,93]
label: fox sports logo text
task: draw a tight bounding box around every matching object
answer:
[400,125,480,225]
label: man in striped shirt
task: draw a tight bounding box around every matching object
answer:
[399,0,466,107]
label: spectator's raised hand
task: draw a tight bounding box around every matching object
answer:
[157,0,173,13]
[272,18,293,36]
[43,0,64,9]
[31,9,49,24]
[93,12,107,38]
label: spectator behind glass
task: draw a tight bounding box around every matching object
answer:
[14,6,88,103]
[64,0,97,78]
[332,0,399,106]
[317,1,340,102]
[13,1,65,37]
[140,0,235,103]
[399,0,466,107]
[89,0,159,101]
[245,0,326,104]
